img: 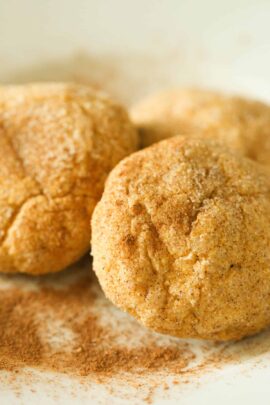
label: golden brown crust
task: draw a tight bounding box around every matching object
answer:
[92,136,270,341]
[0,83,138,274]
[131,88,270,166]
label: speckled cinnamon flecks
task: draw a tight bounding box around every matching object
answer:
[131,88,270,167]
[0,83,138,274]
[92,136,270,341]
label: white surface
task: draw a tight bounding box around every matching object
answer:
[0,1,270,404]
[1,0,270,103]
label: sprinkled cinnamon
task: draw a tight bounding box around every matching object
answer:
[0,258,269,402]
[0,260,195,377]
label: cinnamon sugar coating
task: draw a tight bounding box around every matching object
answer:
[92,137,270,341]
[0,83,138,274]
[131,88,270,166]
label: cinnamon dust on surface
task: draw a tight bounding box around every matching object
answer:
[1,257,270,402]
[0,259,195,377]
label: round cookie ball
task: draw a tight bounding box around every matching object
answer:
[0,83,138,275]
[131,88,270,166]
[92,136,270,341]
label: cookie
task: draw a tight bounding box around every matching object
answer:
[131,88,270,166]
[0,83,138,274]
[92,136,270,340]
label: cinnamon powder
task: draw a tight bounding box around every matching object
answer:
[0,260,195,378]
[0,290,43,370]
[1,258,269,402]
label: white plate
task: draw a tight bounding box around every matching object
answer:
[0,1,270,404]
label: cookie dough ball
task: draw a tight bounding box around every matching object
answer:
[92,136,270,341]
[131,88,270,166]
[0,83,138,275]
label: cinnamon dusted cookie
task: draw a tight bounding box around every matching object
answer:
[131,88,270,167]
[92,136,270,341]
[0,83,138,274]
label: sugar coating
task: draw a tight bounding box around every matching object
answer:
[92,136,270,341]
[131,88,270,166]
[0,83,138,275]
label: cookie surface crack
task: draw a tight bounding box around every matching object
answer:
[139,202,175,308]
[0,195,40,248]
